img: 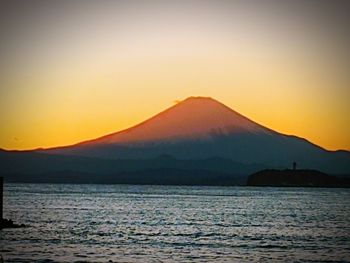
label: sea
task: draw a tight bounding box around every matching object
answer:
[1,184,350,262]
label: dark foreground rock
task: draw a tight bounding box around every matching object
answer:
[0,218,26,229]
[247,169,350,187]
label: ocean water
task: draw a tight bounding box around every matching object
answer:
[1,184,350,262]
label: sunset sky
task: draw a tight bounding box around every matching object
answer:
[0,0,349,151]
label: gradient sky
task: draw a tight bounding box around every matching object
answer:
[0,0,349,151]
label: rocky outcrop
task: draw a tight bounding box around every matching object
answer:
[0,218,26,230]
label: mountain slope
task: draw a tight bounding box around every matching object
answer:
[76,96,272,145]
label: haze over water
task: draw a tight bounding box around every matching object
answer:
[1,184,350,262]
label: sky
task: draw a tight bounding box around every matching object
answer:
[0,0,349,151]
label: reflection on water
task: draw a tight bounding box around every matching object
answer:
[1,184,350,262]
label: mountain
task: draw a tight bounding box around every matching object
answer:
[1,96,349,184]
[38,96,350,174]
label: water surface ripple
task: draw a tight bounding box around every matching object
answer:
[1,184,349,262]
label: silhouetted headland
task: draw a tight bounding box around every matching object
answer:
[247,169,350,187]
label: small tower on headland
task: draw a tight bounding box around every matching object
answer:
[293,161,297,170]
